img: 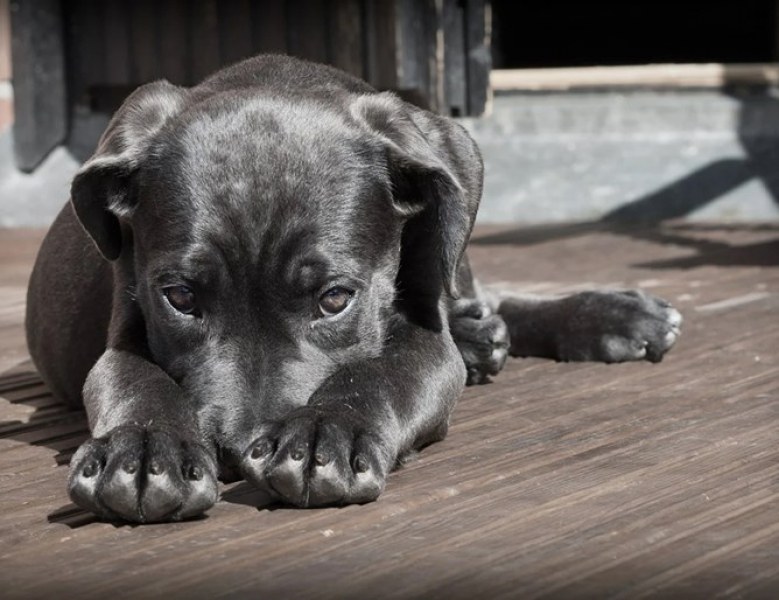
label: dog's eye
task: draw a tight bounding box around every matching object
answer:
[163,285,197,315]
[319,287,353,316]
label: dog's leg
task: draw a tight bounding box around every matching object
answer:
[497,290,682,363]
[67,350,218,522]
[240,318,464,507]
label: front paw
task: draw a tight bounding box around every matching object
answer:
[450,299,509,385]
[68,425,218,523]
[240,407,392,507]
[559,290,682,363]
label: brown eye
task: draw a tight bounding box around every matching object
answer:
[319,287,353,316]
[163,285,197,315]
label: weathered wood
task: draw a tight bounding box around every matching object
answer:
[0,0,11,81]
[9,0,67,172]
[286,0,328,63]
[490,63,779,92]
[102,0,130,86]
[443,0,467,116]
[327,0,364,78]
[364,0,398,91]
[159,0,191,85]
[464,0,490,115]
[217,0,252,68]
[250,0,287,54]
[130,0,163,83]
[1,223,778,596]
[188,0,220,82]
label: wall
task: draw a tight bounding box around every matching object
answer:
[462,90,779,223]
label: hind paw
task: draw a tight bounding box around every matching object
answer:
[556,290,682,363]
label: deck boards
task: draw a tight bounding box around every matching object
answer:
[0,223,777,598]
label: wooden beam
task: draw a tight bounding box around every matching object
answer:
[491,63,779,92]
[0,0,11,81]
[10,0,67,172]
[327,0,364,79]
[464,0,491,116]
[443,0,467,116]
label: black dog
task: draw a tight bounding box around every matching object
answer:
[25,55,681,523]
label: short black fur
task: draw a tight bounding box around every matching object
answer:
[26,55,682,522]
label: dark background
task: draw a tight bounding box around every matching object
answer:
[492,1,778,68]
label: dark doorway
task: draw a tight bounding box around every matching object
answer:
[492,1,778,69]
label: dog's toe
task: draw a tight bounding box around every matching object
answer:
[241,409,388,507]
[601,292,682,363]
[67,426,218,523]
[450,299,510,385]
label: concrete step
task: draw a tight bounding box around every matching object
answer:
[462,89,779,223]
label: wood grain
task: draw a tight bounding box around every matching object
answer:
[0,223,777,598]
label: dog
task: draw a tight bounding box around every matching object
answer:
[25,55,681,523]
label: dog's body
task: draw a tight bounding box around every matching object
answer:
[26,55,681,522]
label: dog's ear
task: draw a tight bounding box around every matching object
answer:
[351,93,480,301]
[71,81,188,260]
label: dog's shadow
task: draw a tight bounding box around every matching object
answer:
[0,361,97,527]
[0,360,88,466]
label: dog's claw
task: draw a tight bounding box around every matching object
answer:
[353,455,369,473]
[450,299,510,385]
[241,408,389,507]
[68,426,218,523]
[555,290,682,363]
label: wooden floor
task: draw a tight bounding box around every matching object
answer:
[1,223,778,599]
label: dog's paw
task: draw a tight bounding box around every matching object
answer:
[450,299,510,384]
[558,290,682,363]
[68,425,218,523]
[241,407,392,507]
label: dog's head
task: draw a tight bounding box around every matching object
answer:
[70,78,479,448]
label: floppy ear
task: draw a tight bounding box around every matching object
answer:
[351,93,481,302]
[70,81,188,260]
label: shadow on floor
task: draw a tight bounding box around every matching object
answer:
[0,362,87,465]
[474,88,779,263]
[603,88,779,223]
[471,222,779,269]
[0,363,99,527]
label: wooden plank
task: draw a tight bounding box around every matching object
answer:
[393,0,445,112]
[286,0,328,63]
[464,0,490,116]
[9,0,67,171]
[443,0,466,116]
[71,0,106,93]
[129,0,161,83]
[0,224,778,596]
[364,0,398,91]
[326,0,364,78]
[217,0,252,68]
[189,0,220,81]
[0,0,11,80]
[250,0,287,54]
[102,0,131,86]
[159,0,191,84]
[491,63,779,92]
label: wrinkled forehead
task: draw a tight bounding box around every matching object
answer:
[179,96,373,207]
[135,96,397,275]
